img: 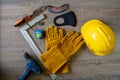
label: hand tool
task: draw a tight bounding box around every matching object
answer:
[20,14,45,56]
[14,5,47,27]
[34,29,44,39]
[14,4,69,27]
[18,50,41,80]
[14,15,32,27]
[19,14,58,80]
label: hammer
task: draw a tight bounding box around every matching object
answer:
[18,50,42,80]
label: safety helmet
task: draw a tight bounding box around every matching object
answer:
[81,19,116,56]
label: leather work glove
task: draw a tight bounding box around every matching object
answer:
[41,31,84,73]
[45,26,69,73]
[45,26,64,51]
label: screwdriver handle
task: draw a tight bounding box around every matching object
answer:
[14,15,32,27]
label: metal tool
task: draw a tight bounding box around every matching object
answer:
[14,5,47,27]
[18,50,41,80]
[19,14,58,80]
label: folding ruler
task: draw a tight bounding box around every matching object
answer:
[19,14,58,80]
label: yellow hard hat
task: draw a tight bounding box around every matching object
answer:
[81,19,116,56]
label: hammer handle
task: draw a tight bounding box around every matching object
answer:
[18,68,30,80]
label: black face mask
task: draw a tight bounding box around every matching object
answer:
[54,11,76,27]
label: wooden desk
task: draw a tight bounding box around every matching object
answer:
[0,0,120,80]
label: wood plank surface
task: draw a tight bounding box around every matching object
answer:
[0,0,120,80]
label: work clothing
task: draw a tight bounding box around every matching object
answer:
[81,19,116,56]
[45,26,69,73]
[41,31,84,73]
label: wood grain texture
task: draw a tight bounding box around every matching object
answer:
[0,0,120,80]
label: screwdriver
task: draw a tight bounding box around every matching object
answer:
[14,15,32,27]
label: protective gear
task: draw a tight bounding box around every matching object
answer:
[45,26,64,50]
[47,4,69,13]
[40,31,84,73]
[45,26,69,73]
[54,11,76,27]
[81,19,116,56]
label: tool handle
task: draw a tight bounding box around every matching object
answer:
[14,15,32,27]
[18,68,30,80]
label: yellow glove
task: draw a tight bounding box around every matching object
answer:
[45,26,64,51]
[41,31,84,73]
[45,26,69,73]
